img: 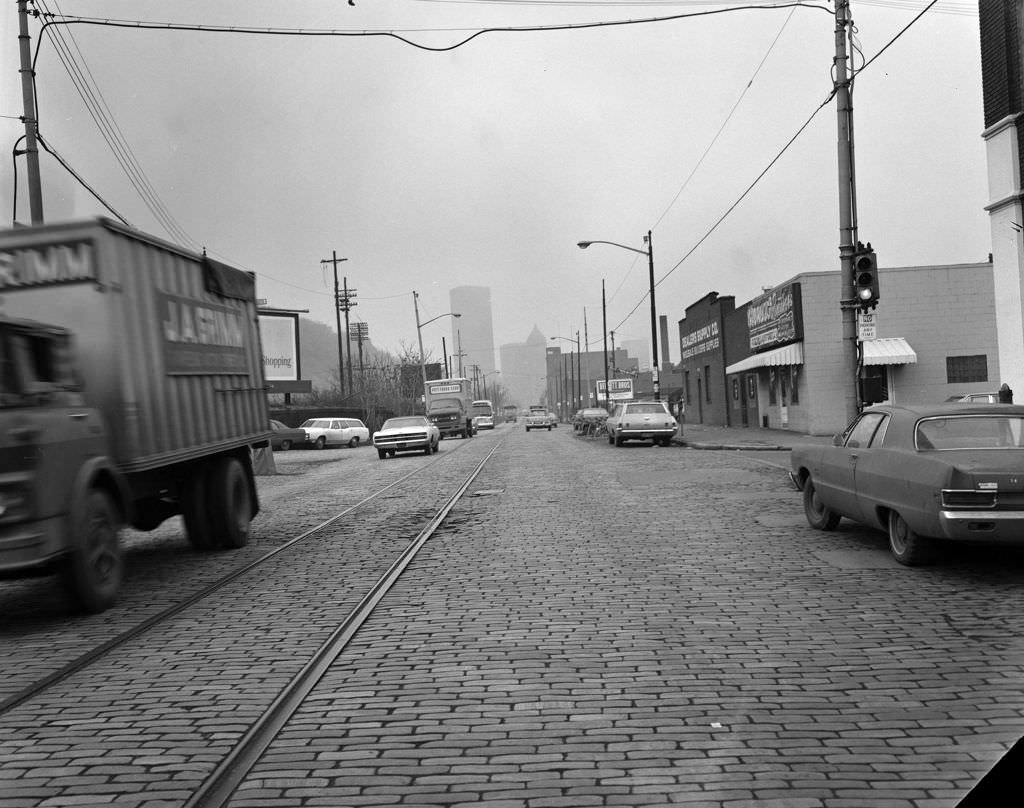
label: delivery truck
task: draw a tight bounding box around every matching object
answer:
[0,218,270,612]
[424,377,474,439]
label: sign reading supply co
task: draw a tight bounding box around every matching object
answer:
[747,283,803,352]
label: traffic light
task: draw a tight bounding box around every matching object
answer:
[853,242,880,309]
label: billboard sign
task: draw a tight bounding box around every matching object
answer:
[258,311,300,382]
[596,377,634,401]
[747,282,803,352]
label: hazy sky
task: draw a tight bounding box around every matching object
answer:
[1,0,988,366]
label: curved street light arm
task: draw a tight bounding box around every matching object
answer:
[577,239,648,257]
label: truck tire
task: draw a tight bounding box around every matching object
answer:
[183,465,216,551]
[208,456,253,550]
[60,490,123,614]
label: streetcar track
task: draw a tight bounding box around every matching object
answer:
[184,441,503,808]
[0,437,483,718]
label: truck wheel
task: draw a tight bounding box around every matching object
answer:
[183,466,216,550]
[209,456,253,550]
[61,490,123,614]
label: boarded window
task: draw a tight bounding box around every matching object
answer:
[946,355,988,384]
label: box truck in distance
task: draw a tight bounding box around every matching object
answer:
[0,218,271,612]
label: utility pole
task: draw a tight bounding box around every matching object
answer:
[320,252,348,395]
[835,0,860,423]
[646,231,660,401]
[17,0,44,223]
[455,330,466,377]
[338,277,357,392]
[442,337,449,377]
[349,322,369,374]
[602,280,610,411]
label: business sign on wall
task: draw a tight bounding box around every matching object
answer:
[747,283,803,352]
[258,311,300,382]
[681,320,720,360]
[596,377,634,401]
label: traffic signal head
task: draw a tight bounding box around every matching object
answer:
[854,245,880,309]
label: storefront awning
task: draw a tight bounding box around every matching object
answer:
[725,342,804,375]
[862,337,917,365]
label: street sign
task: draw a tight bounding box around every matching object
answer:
[858,310,877,342]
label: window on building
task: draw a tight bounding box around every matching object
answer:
[946,355,988,384]
[769,368,777,405]
[790,366,800,405]
[732,378,739,401]
[704,365,711,402]
[684,371,690,404]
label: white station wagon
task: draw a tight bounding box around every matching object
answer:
[300,417,370,449]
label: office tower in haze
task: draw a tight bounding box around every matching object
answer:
[449,286,496,381]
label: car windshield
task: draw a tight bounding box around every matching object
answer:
[625,404,666,415]
[916,415,1024,450]
[382,417,427,429]
[471,406,492,417]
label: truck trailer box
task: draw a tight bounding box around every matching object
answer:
[0,217,269,468]
[0,218,270,612]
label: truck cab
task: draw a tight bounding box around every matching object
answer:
[0,317,122,611]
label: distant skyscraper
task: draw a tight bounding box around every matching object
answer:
[621,338,650,371]
[499,325,547,408]
[449,286,496,381]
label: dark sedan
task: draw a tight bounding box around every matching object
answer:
[791,403,1024,565]
[270,419,306,451]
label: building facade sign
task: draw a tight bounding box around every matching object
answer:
[681,320,720,359]
[747,283,803,352]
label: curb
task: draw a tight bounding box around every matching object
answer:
[679,441,791,451]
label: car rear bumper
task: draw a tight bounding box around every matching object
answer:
[616,428,677,440]
[939,510,1024,541]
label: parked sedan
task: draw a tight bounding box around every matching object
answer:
[269,419,306,451]
[299,417,370,449]
[791,403,1024,565]
[605,401,678,446]
[373,416,441,459]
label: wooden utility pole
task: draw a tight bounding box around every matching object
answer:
[320,252,348,395]
[17,0,44,223]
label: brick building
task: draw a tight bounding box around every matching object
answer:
[677,262,998,435]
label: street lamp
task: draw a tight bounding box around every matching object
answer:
[550,332,581,414]
[413,291,461,406]
[578,231,660,401]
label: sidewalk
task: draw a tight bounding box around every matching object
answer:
[673,421,835,450]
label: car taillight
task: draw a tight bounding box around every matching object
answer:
[942,489,997,509]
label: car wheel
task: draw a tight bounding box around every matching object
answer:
[60,490,123,614]
[348,436,360,448]
[802,476,841,531]
[279,439,292,451]
[423,443,432,456]
[377,449,386,460]
[314,436,326,450]
[888,510,932,566]
[547,425,552,431]
[614,433,624,447]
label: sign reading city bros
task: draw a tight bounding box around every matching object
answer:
[596,378,634,401]
[747,282,803,352]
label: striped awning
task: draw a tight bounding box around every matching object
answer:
[862,337,917,365]
[725,342,804,375]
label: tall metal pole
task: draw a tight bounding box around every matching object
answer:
[17,1,43,224]
[575,331,581,409]
[646,231,660,401]
[602,280,610,410]
[414,291,428,406]
[835,0,859,422]
[442,336,449,377]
